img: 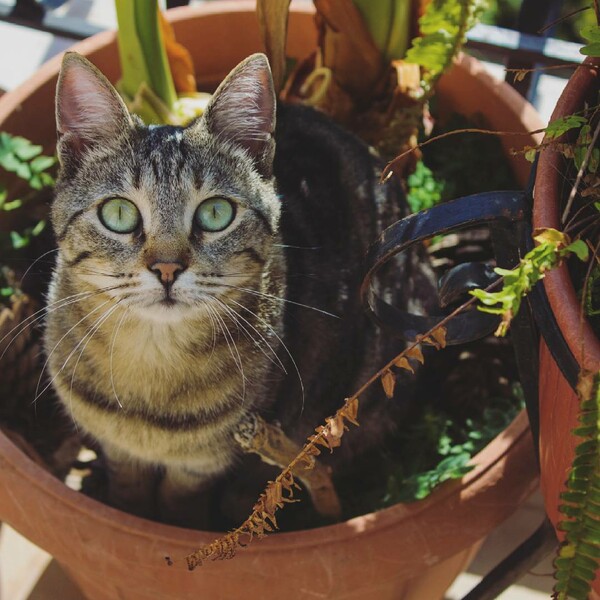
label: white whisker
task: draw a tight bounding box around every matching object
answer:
[33,299,113,404]
[209,299,247,403]
[216,282,339,319]
[67,301,123,420]
[227,296,305,410]
[213,296,286,374]
[109,306,130,409]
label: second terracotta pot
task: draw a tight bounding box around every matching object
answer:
[533,57,600,597]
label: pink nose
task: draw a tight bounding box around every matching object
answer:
[150,262,185,285]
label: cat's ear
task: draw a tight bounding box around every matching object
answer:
[201,53,276,178]
[55,52,132,164]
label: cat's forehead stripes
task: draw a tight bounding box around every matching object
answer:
[132,126,189,189]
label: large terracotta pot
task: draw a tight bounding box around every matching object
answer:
[0,3,542,599]
[534,57,600,596]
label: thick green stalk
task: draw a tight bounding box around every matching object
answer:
[384,0,412,61]
[352,0,412,61]
[133,0,177,109]
[115,0,151,101]
[352,0,394,55]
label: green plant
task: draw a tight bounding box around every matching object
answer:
[406,160,445,212]
[0,133,55,304]
[404,0,489,98]
[470,228,588,336]
[385,390,523,503]
[553,371,600,600]
[115,0,209,125]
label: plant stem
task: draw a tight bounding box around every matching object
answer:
[561,115,600,224]
[133,0,177,109]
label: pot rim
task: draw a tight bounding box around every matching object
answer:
[0,0,538,558]
[532,57,600,373]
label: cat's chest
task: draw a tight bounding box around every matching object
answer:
[89,318,232,406]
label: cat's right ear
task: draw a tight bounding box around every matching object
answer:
[195,53,276,179]
[55,52,132,165]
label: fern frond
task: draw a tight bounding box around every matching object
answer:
[553,371,600,600]
[405,0,489,96]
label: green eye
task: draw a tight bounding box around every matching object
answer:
[99,198,141,234]
[195,197,235,232]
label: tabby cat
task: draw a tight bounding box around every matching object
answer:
[46,51,432,526]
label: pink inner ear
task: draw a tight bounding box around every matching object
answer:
[206,56,275,161]
[57,62,130,141]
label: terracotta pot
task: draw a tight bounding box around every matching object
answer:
[0,3,543,599]
[533,57,600,595]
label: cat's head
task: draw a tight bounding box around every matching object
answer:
[52,52,279,321]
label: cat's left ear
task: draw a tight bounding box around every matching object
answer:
[199,53,276,178]
[55,52,133,165]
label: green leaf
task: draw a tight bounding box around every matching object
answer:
[29,155,56,173]
[9,230,29,249]
[8,135,42,161]
[2,199,22,211]
[579,540,600,559]
[572,453,596,467]
[545,115,587,140]
[31,220,46,237]
[573,425,596,437]
[581,24,600,42]
[581,42,600,57]
[524,148,537,162]
[534,227,568,246]
[407,161,445,213]
[15,162,31,180]
[0,152,21,172]
[576,440,598,455]
[559,504,582,518]
[573,554,600,572]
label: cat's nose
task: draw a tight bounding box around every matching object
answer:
[150,262,186,286]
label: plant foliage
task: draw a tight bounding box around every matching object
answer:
[407,160,445,212]
[553,371,600,600]
[0,133,55,303]
[405,0,489,94]
[385,391,523,502]
[0,133,55,199]
[470,228,589,336]
[580,24,600,56]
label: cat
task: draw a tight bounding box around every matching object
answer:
[46,51,434,526]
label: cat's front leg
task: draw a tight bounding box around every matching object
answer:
[102,443,158,519]
[157,462,221,529]
[158,453,233,529]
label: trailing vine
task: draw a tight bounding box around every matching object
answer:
[470,228,589,336]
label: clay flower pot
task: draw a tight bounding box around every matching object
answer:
[0,3,542,599]
[533,57,600,596]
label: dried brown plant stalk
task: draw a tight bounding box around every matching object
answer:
[171,324,449,571]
